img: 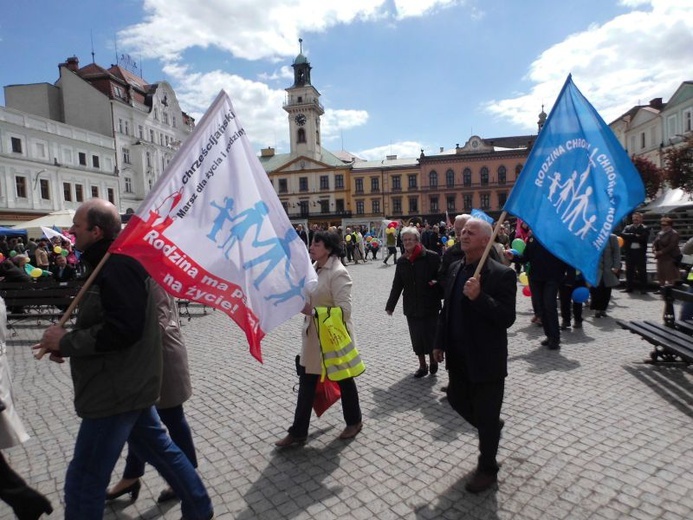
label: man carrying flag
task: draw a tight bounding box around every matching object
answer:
[503,75,645,287]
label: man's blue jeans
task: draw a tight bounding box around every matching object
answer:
[64,406,212,520]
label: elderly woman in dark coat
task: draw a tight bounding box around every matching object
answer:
[590,233,622,318]
[652,216,681,289]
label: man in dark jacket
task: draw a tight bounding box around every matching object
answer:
[35,199,213,520]
[386,226,442,377]
[434,218,516,494]
[620,211,649,293]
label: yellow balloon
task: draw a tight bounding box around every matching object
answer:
[345,235,351,242]
[30,268,43,278]
[447,239,454,247]
[518,272,529,286]
[53,246,62,254]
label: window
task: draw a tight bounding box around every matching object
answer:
[498,166,506,185]
[297,128,306,143]
[335,199,345,212]
[371,177,379,193]
[372,199,380,214]
[63,182,72,202]
[125,177,133,193]
[685,109,693,133]
[165,135,169,147]
[172,116,177,128]
[299,201,309,217]
[408,196,418,213]
[75,184,84,202]
[154,108,159,121]
[463,168,472,187]
[146,152,152,168]
[335,174,344,189]
[107,188,115,204]
[15,177,27,198]
[393,198,402,214]
[92,155,100,168]
[408,174,417,189]
[163,112,169,125]
[11,137,22,154]
[123,148,131,164]
[640,132,646,149]
[480,167,489,185]
[320,200,329,214]
[463,194,473,210]
[34,142,46,159]
[114,86,125,99]
[668,115,677,138]
[150,129,155,142]
[446,195,455,211]
[124,121,129,136]
[355,178,364,194]
[278,179,288,193]
[356,200,365,215]
[281,201,289,213]
[320,176,329,190]
[498,192,508,208]
[138,125,144,139]
[91,186,99,198]
[430,196,439,212]
[429,171,438,188]
[446,169,454,188]
[480,193,490,209]
[77,152,86,166]
[515,164,523,177]
[392,175,401,191]
[39,179,50,200]
[118,119,124,133]
[299,177,308,192]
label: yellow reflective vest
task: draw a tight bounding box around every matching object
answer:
[313,306,366,381]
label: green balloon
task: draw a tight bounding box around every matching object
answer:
[61,249,69,257]
[511,239,526,254]
[9,250,16,257]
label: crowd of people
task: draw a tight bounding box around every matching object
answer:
[0,236,80,285]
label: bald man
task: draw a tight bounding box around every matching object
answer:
[37,199,213,520]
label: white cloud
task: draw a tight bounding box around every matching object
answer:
[321,109,370,142]
[356,141,424,161]
[484,0,693,129]
[393,0,462,20]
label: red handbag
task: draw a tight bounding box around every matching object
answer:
[313,378,341,417]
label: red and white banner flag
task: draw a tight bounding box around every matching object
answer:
[110,91,318,361]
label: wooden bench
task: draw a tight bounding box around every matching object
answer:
[0,279,84,327]
[616,285,693,364]
[176,299,209,321]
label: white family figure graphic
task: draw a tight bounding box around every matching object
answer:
[547,162,597,238]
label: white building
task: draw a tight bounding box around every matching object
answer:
[0,105,117,225]
[4,55,194,214]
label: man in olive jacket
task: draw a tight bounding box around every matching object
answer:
[36,199,213,520]
[434,218,516,494]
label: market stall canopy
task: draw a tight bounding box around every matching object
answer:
[13,209,75,237]
[0,226,27,238]
[641,189,693,214]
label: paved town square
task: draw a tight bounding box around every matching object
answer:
[2,258,693,519]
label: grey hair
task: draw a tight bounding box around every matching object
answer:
[466,218,493,238]
[455,214,472,225]
[400,226,420,240]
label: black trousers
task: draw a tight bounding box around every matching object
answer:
[559,284,583,323]
[289,372,362,438]
[446,371,505,474]
[589,284,612,311]
[625,250,647,290]
[0,452,51,518]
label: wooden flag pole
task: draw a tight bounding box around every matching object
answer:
[34,252,111,360]
[472,211,508,279]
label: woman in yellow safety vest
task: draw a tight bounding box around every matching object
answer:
[275,231,363,447]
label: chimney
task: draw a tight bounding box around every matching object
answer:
[63,56,80,72]
[261,147,275,157]
[439,147,444,153]
[649,98,663,110]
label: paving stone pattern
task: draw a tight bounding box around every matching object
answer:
[2,257,693,519]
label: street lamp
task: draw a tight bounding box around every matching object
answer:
[32,169,47,191]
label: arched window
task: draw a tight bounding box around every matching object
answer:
[480,167,489,185]
[297,128,306,143]
[463,168,472,187]
[445,169,455,188]
[515,164,523,178]
[429,170,438,188]
[497,165,506,185]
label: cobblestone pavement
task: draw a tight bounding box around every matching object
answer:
[2,256,693,519]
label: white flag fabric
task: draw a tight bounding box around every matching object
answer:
[110,90,318,361]
[41,226,73,244]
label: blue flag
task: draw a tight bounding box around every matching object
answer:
[503,75,645,285]
[471,208,494,224]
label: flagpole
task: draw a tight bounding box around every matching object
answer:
[34,253,111,360]
[472,211,508,279]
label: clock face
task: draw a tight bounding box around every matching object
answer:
[295,113,307,126]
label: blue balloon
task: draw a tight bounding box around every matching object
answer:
[440,236,448,244]
[509,249,519,256]
[572,287,590,303]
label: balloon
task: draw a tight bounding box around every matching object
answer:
[366,236,372,242]
[511,239,526,254]
[440,236,448,244]
[447,239,454,247]
[9,250,16,258]
[518,272,529,286]
[345,235,351,242]
[522,286,531,297]
[617,236,624,248]
[572,287,590,303]
[0,253,3,262]
[53,246,62,254]
[61,249,69,257]
[30,268,43,278]
[509,249,519,256]
[388,221,397,228]
[386,228,394,235]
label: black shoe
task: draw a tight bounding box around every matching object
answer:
[547,341,560,350]
[414,366,428,378]
[275,433,307,447]
[540,338,550,346]
[429,362,438,375]
[573,320,582,329]
[465,470,498,493]
[106,479,141,502]
[560,320,571,330]
[157,487,178,503]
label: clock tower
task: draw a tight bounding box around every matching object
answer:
[284,39,324,159]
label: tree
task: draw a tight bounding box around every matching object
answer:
[632,155,663,200]
[663,134,693,192]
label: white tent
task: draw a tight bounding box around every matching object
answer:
[13,209,75,237]
[641,189,693,214]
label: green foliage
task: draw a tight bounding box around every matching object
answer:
[663,134,693,192]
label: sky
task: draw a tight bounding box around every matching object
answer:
[1,0,691,161]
